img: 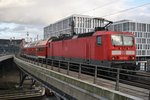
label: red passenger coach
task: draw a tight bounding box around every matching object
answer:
[36,40,48,59]
[22,42,37,59]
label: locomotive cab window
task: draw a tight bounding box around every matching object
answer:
[111,34,134,46]
[96,36,102,45]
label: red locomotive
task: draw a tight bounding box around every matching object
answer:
[21,21,137,70]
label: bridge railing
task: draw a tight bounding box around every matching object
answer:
[0,54,6,57]
[18,55,150,100]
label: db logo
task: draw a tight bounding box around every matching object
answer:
[121,51,126,55]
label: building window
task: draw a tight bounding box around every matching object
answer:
[142,38,146,43]
[142,24,146,32]
[136,44,138,49]
[123,22,129,31]
[142,50,145,55]
[137,51,139,55]
[138,32,140,37]
[134,32,137,37]
[148,25,150,32]
[140,44,142,49]
[138,44,140,49]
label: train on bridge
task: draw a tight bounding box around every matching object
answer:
[21,20,138,71]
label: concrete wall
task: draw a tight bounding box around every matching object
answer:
[0,56,19,89]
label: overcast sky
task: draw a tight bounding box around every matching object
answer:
[0,0,150,40]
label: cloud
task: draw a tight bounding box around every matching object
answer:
[0,23,43,40]
[0,0,127,25]
[13,25,25,32]
[100,1,150,23]
[0,0,149,25]
[0,0,150,39]
[0,27,9,31]
[111,7,150,24]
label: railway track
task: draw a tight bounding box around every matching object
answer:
[137,71,150,77]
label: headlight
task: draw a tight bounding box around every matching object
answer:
[132,56,135,60]
[129,56,135,60]
[112,56,115,60]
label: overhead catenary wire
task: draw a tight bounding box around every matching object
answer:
[47,1,150,32]
[78,0,120,15]
[63,0,120,19]
[64,1,150,21]
[100,2,150,18]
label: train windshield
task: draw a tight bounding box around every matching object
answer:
[123,36,133,46]
[111,34,133,46]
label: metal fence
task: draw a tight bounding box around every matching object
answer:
[19,56,150,100]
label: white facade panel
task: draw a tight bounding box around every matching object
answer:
[44,14,104,39]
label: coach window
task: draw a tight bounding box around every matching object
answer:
[96,36,102,45]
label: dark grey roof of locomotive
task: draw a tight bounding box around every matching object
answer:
[51,31,95,42]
